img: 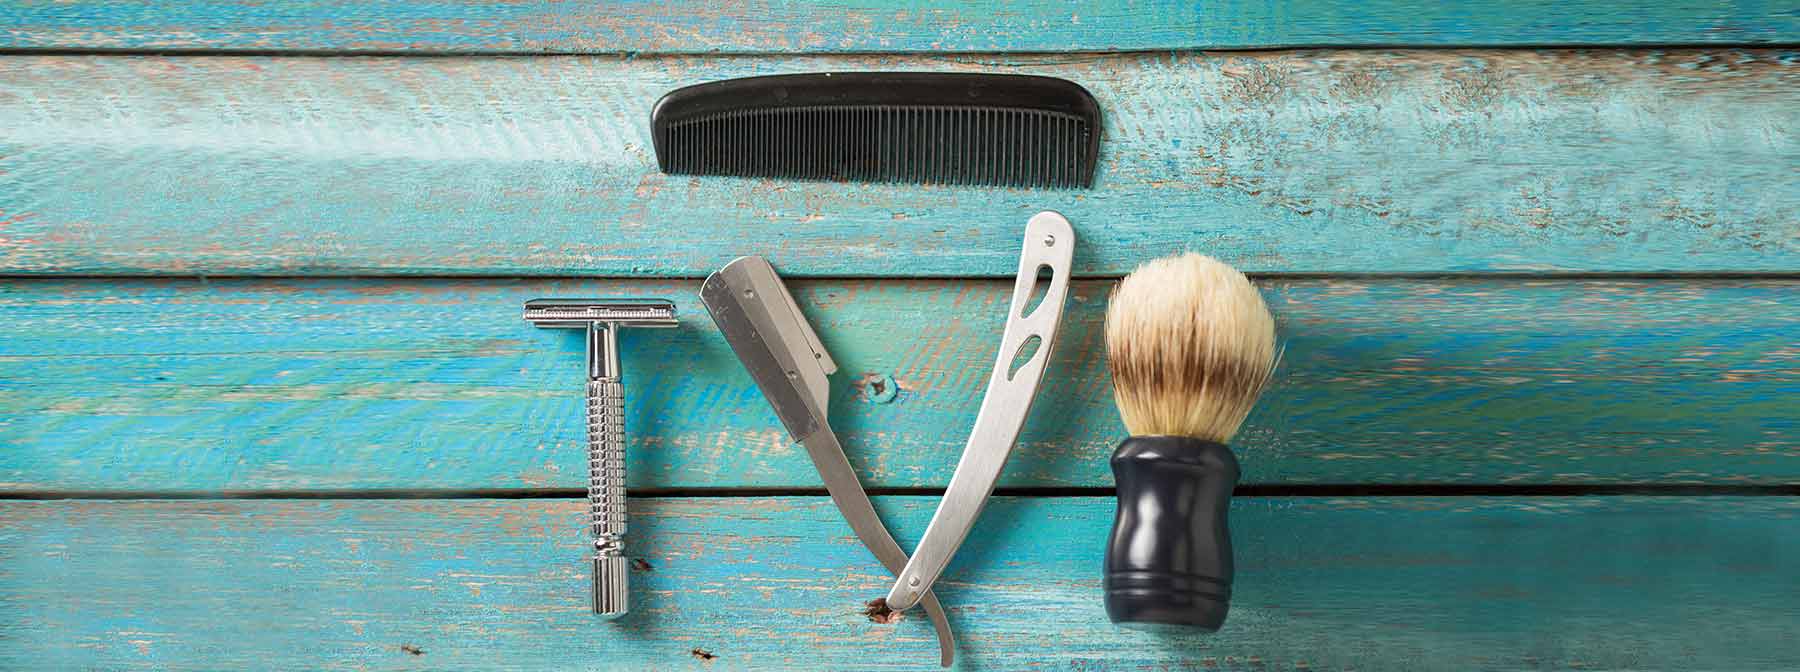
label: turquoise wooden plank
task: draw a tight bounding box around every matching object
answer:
[2,278,1793,492]
[3,496,1797,669]
[1,50,1793,277]
[1,1,1794,53]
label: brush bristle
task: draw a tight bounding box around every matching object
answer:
[1105,253,1276,442]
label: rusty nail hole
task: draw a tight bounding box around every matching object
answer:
[690,648,717,661]
[864,598,905,625]
[631,558,653,572]
[399,644,425,656]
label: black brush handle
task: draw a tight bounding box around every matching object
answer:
[1104,435,1239,630]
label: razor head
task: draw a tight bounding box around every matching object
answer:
[652,72,1100,189]
[523,298,678,329]
[700,256,837,442]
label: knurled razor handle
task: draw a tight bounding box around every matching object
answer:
[588,378,628,617]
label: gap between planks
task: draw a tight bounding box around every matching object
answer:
[2,42,1797,58]
[4,484,1798,501]
[6,272,1800,281]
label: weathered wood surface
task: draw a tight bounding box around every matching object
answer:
[3,277,1793,492]
[2,50,1793,277]
[3,1,1794,53]
[4,496,1797,670]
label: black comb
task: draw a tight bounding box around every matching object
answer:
[652,73,1100,189]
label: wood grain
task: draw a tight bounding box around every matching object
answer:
[1,1,1794,53]
[3,277,1793,492]
[4,496,1797,670]
[1,50,1793,276]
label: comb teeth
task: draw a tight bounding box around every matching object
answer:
[662,105,1094,189]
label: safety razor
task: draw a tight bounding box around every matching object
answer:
[523,298,677,617]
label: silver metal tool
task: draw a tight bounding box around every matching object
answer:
[700,256,957,667]
[524,298,678,617]
[884,211,1076,612]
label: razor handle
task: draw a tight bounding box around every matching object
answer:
[587,377,629,617]
[1104,436,1239,630]
[524,300,677,617]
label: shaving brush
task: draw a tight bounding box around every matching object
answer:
[1102,253,1277,630]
